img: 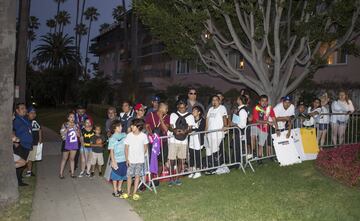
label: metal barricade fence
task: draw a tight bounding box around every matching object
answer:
[145,126,246,193]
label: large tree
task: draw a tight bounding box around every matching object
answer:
[84,6,99,76]
[136,0,360,102]
[0,0,19,208]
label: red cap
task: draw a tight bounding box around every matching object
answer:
[134,103,144,111]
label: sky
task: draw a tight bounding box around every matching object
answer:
[30,0,132,70]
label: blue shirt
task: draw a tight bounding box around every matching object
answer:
[13,115,33,149]
[108,133,126,163]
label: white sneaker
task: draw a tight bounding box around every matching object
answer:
[192,172,201,179]
[78,171,85,178]
[188,173,194,178]
[247,154,253,160]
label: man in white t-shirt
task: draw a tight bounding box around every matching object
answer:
[273,96,295,138]
[168,99,195,186]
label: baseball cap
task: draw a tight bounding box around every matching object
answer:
[134,103,145,111]
[282,95,292,102]
[28,106,36,113]
[151,96,160,102]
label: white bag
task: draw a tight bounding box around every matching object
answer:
[35,143,43,161]
[104,157,112,181]
[272,131,302,166]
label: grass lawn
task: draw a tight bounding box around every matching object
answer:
[0,173,36,221]
[129,161,360,221]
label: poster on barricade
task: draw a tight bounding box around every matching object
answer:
[272,131,302,166]
[291,128,307,161]
[300,127,319,160]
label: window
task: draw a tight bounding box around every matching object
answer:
[327,48,347,65]
[176,60,189,74]
[229,52,245,70]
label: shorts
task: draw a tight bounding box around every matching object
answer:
[91,152,104,165]
[254,127,268,147]
[127,163,144,177]
[168,143,187,160]
[13,145,30,161]
[318,124,328,131]
[13,154,21,162]
[111,162,127,181]
[80,146,92,153]
[27,145,38,161]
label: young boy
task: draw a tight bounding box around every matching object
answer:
[108,120,127,197]
[121,119,149,201]
[26,106,42,177]
[90,125,106,177]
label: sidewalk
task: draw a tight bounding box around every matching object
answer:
[30,127,142,221]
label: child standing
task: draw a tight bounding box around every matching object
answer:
[90,125,106,176]
[59,112,81,178]
[79,119,95,177]
[121,119,149,201]
[108,120,127,197]
[26,106,42,177]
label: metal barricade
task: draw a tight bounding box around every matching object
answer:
[145,127,246,193]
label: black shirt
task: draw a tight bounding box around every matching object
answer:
[31,120,41,145]
[90,135,106,153]
[82,129,95,147]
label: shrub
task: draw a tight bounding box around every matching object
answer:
[316,144,360,187]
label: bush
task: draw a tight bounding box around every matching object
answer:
[316,144,360,187]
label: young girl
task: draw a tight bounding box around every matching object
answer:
[60,112,81,179]
[331,90,355,145]
[108,120,127,197]
[303,98,322,127]
[79,119,94,177]
[188,106,206,179]
[121,119,149,201]
[232,95,249,161]
[318,93,330,146]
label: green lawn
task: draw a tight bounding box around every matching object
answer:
[129,161,360,221]
[0,173,36,221]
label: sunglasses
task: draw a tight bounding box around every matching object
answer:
[188,92,197,95]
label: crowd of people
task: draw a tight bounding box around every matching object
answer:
[12,88,356,199]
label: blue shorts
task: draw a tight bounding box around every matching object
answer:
[318,124,328,131]
[80,146,92,153]
[111,162,127,181]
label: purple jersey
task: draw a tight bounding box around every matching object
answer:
[65,127,79,150]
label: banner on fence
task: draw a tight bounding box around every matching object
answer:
[272,131,302,166]
[291,128,319,161]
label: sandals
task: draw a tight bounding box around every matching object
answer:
[120,193,129,199]
[132,194,140,201]
[59,175,65,179]
[70,174,76,179]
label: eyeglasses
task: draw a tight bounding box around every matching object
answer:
[188,92,197,95]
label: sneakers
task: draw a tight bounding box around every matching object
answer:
[174,179,182,186]
[188,173,194,178]
[192,172,201,179]
[247,154,253,160]
[25,171,35,177]
[168,180,175,187]
[85,172,91,177]
[112,192,120,197]
[120,193,129,199]
[205,170,216,175]
[78,171,85,178]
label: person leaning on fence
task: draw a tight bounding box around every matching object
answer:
[122,119,149,201]
[318,93,331,146]
[230,95,249,162]
[205,95,228,169]
[303,98,322,128]
[273,96,294,138]
[294,101,308,128]
[331,90,355,146]
[168,99,195,186]
[188,105,206,179]
[252,95,280,164]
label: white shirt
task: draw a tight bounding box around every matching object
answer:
[331,100,355,123]
[273,103,295,130]
[237,105,248,129]
[124,132,149,164]
[303,107,321,127]
[319,106,330,124]
[207,105,227,130]
[169,111,195,144]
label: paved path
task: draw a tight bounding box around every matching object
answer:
[30,127,142,221]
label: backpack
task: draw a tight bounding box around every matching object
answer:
[174,112,191,141]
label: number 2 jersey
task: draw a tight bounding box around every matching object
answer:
[61,123,80,150]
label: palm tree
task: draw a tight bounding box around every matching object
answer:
[55,10,71,34]
[75,0,80,52]
[34,33,79,69]
[28,16,40,59]
[84,6,99,75]
[113,1,128,61]
[78,0,87,53]
[112,5,125,23]
[46,19,56,33]
[99,23,110,33]
[54,0,67,31]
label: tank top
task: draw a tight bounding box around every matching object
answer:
[65,127,79,150]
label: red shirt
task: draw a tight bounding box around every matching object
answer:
[145,112,170,134]
[252,105,275,132]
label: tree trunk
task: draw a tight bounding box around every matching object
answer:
[0,0,19,209]
[75,0,80,51]
[122,0,128,61]
[84,19,92,77]
[78,0,86,55]
[15,0,30,104]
